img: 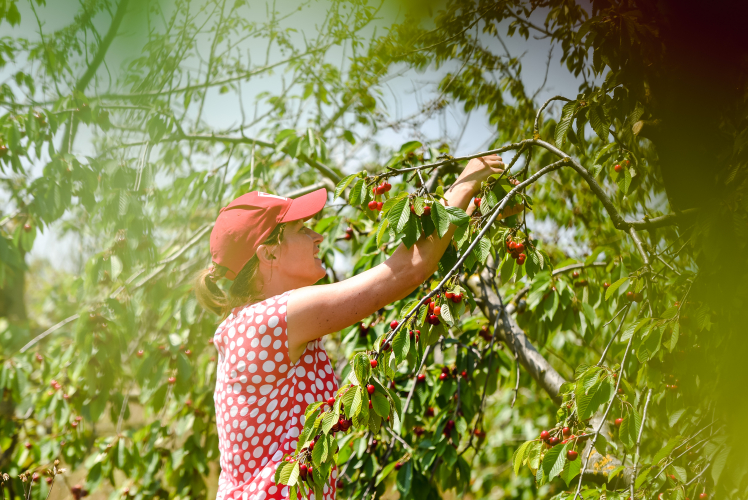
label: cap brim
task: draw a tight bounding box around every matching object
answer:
[281,187,328,222]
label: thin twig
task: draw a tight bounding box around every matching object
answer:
[630,388,653,499]
[597,304,632,366]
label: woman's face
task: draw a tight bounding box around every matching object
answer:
[272,219,326,286]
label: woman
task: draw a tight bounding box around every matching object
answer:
[195,155,511,500]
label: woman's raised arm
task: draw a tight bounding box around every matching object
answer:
[285,155,517,362]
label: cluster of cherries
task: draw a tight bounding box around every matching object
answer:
[442,419,456,438]
[424,297,442,325]
[613,159,631,173]
[539,427,580,461]
[505,237,527,265]
[367,181,392,211]
[478,324,493,341]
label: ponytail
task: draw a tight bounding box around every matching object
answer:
[194,223,286,317]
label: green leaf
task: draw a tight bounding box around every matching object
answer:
[560,450,582,486]
[651,437,683,465]
[513,440,532,475]
[274,460,288,484]
[387,198,411,233]
[348,179,364,206]
[350,386,363,417]
[396,461,412,496]
[335,173,359,198]
[588,102,611,142]
[392,327,410,364]
[371,392,390,417]
[711,445,730,484]
[619,407,641,450]
[667,323,680,352]
[542,442,570,481]
[555,101,578,147]
[281,461,299,486]
[376,217,390,247]
[312,434,329,466]
[353,353,371,386]
[473,237,491,264]
[605,277,629,300]
[430,201,450,238]
[376,461,399,486]
[445,206,469,226]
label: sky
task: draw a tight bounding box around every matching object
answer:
[3,0,592,272]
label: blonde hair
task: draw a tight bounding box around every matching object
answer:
[194,223,286,317]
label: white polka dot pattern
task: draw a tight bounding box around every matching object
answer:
[213,291,338,500]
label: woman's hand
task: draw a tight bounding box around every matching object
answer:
[449,154,506,195]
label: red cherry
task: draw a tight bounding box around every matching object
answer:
[615,418,623,426]
[617,388,624,394]
[299,464,308,479]
[343,232,352,240]
[699,493,708,499]
[428,301,435,312]
[377,201,384,210]
[71,421,78,428]
[390,320,399,329]
[417,374,426,382]
[370,359,378,368]
[439,373,448,381]
[367,384,375,395]
[336,479,344,489]
[614,164,622,172]
[445,292,454,300]
[515,242,525,252]
[327,397,335,406]
[540,430,550,441]
[572,271,580,278]
[0,145,7,157]
[567,450,578,461]
[562,427,571,437]
[517,253,526,265]
[24,442,32,449]
[433,305,441,316]
[368,200,378,210]
[35,353,43,362]
[461,370,467,377]
[452,293,462,303]
[368,400,373,409]
[425,407,434,416]
[23,223,32,232]
[168,376,176,384]
[626,291,635,301]
[136,350,144,357]
[184,349,191,356]
[394,462,402,470]
[549,436,561,446]
[603,282,610,289]
[474,197,481,206]
[384,182,392,192]
[423,205,431,215]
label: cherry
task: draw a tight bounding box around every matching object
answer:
[572,271,580,278]
[370,359,378,368]
[409,330,414,338]
[474,197,481,206]
[614,164,622,172]
[377,201,383,210]
[439,372,448,381]
[383,182,392,192]
[562,427,571,437]
[423,205,431,215]
[515,242,525,253]
[368,200,378,210]
[517,253,526,265]
[603,282,610,289]
[71,421,78,428]
[567,449,578,461]
[0,145,8,157]
[617,388,624,394]
[668,474,676,481]
[336,479,344,489]
[394,462,402,470]
[184,349,191,356]
[390,320,399,329]
[633,292,644,302]
[540,430,550,441]
[327,397,335,406]
[445,291,454,300]
[433,306,441,316]
[63,393,70,400]
[461,370,467,377]
[425,407,434,417]
[428,314,440,325]
[614,418,623,427]
[549,436,561,446]
[136,350,144,357]
[699,494,708,499]
[626,291,635,301]
[23,223,32,232]
[417,374,426,382]
[46,477,53,485]
[168,376,176,385]
[35,353,43,362]
[24,442,32,449]
[452,293,462,303]
[367,384,375,395]
[344,232,352,240]
[299,464,308,480]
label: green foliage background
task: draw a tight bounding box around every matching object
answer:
[0,0,747,499]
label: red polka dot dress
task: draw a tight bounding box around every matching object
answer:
[213,291,339,500]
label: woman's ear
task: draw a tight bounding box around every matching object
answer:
[255,244,277,266]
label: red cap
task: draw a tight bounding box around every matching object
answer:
[210,188,327,280]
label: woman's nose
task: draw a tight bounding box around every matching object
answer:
[311,229,324,243]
